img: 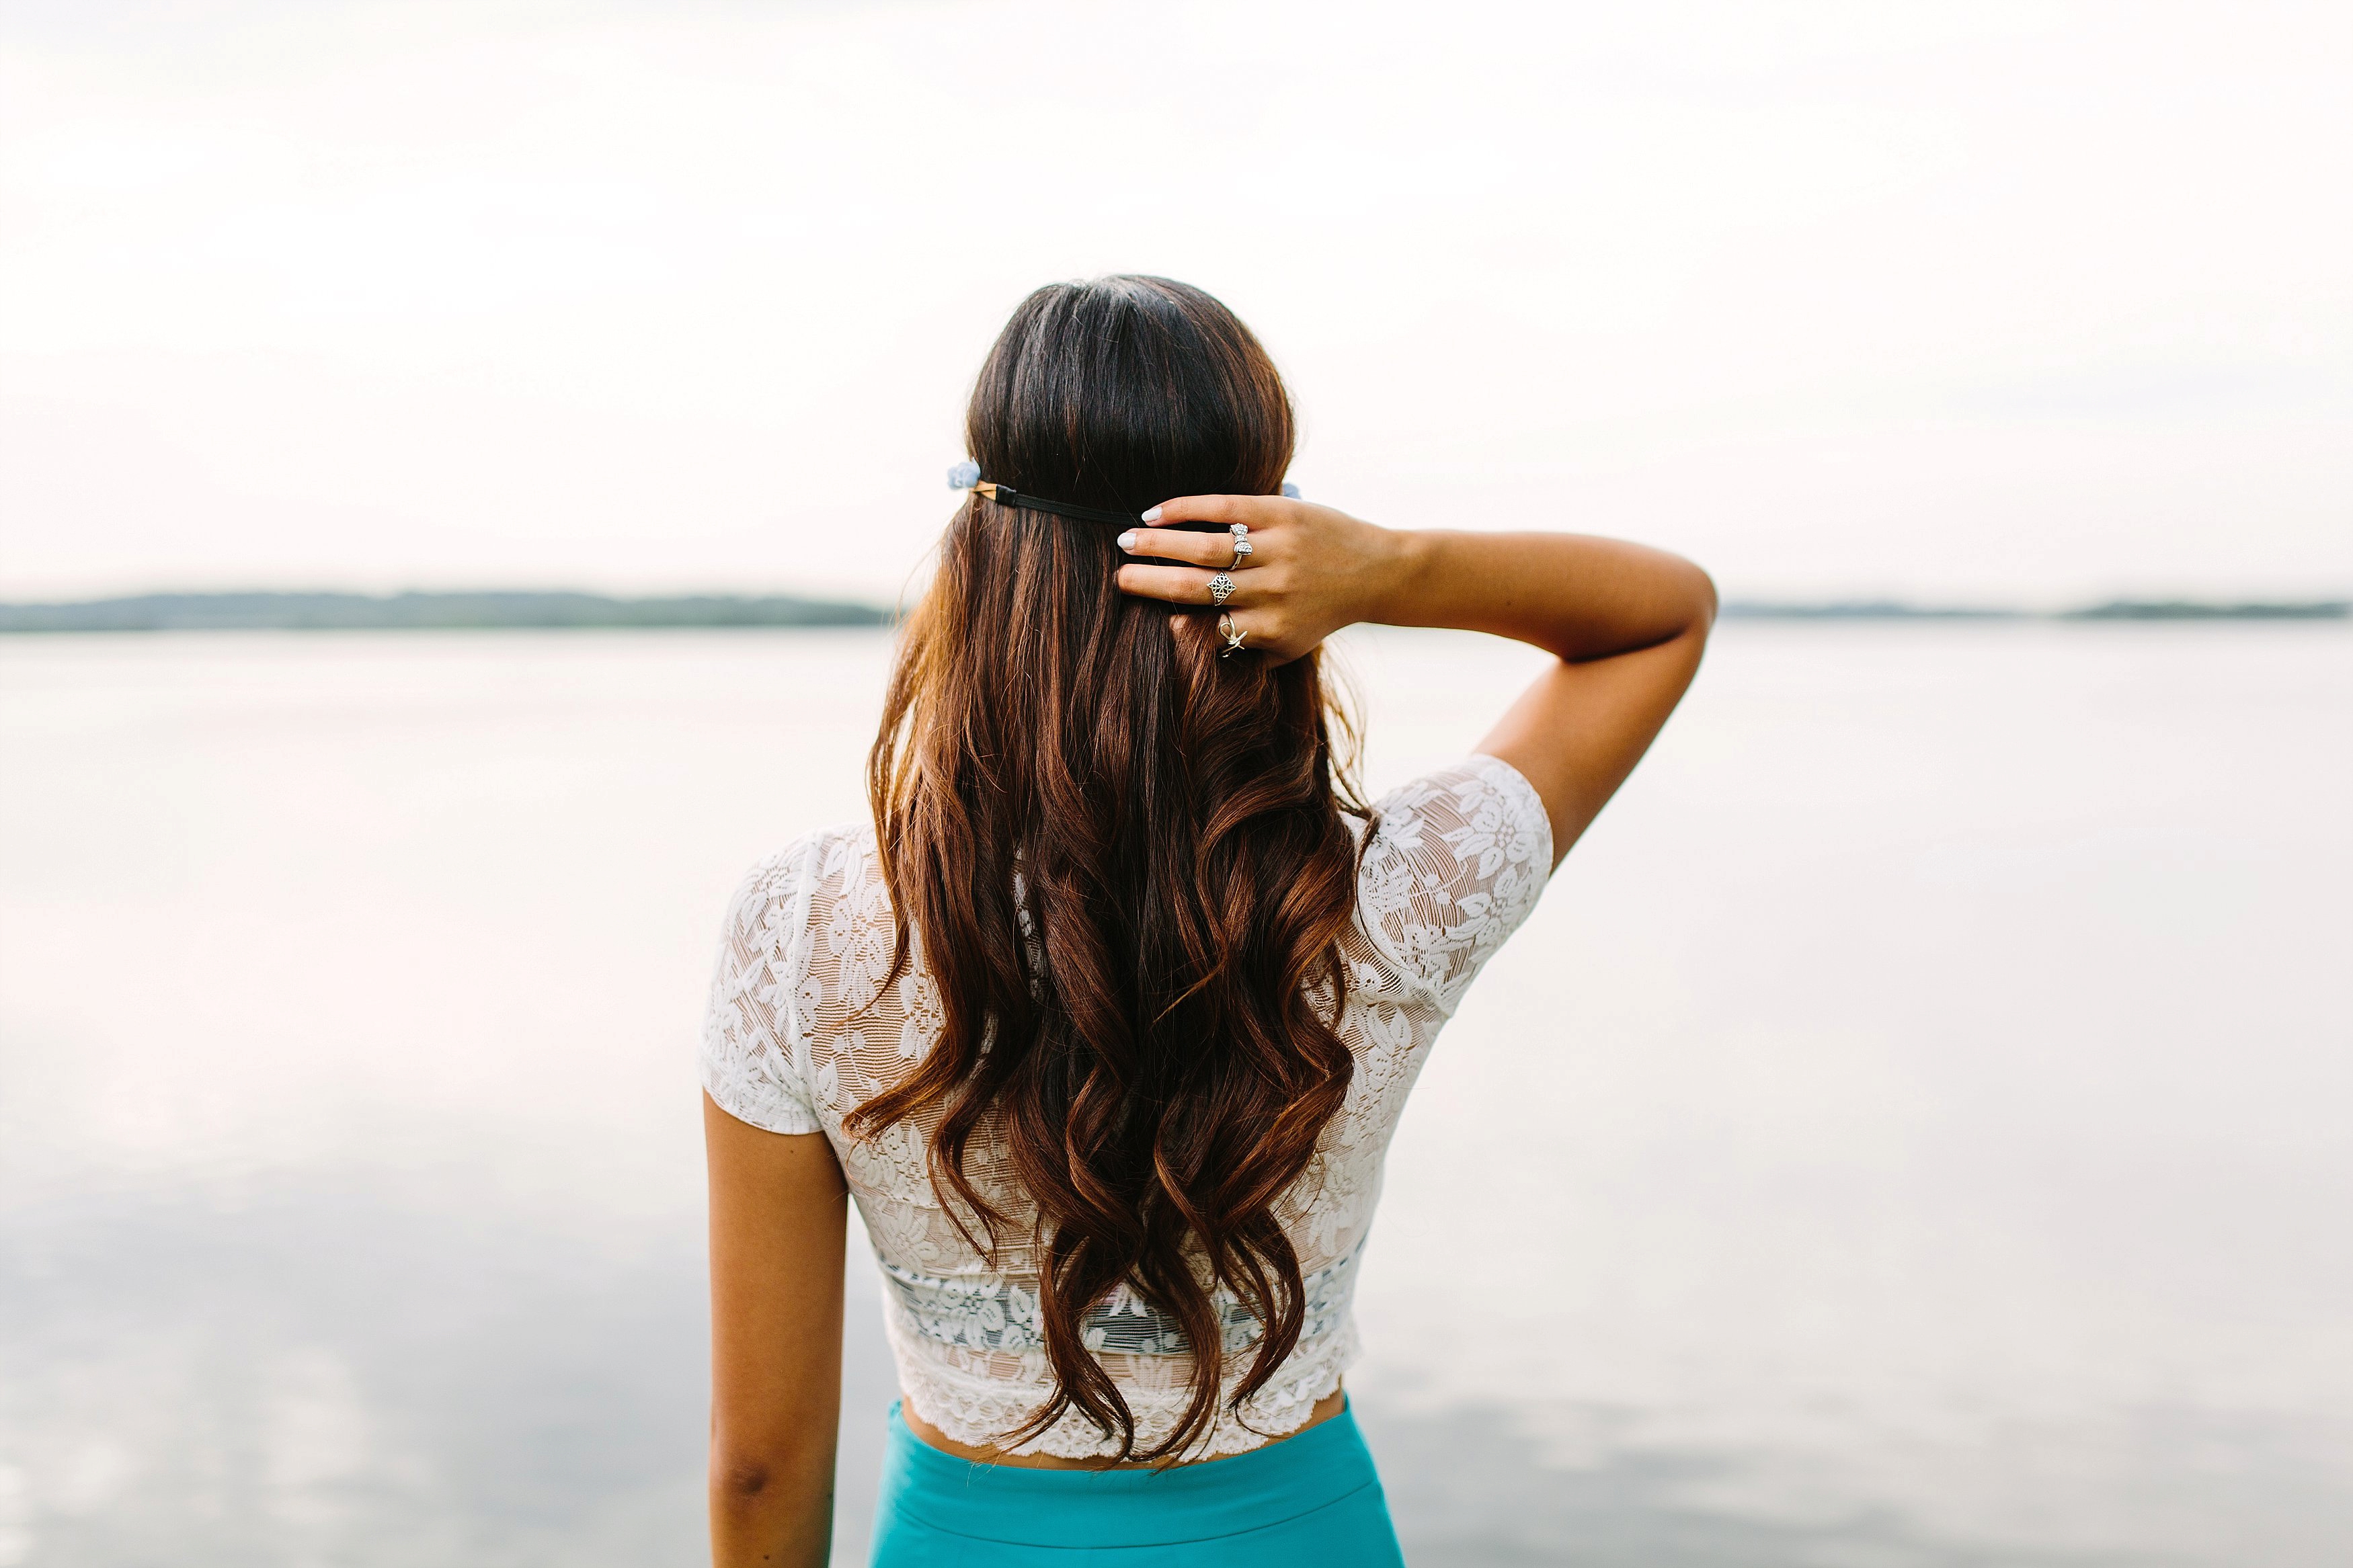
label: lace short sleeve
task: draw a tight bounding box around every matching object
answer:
[699,837,824,1135]
[1357,754,1554,1010]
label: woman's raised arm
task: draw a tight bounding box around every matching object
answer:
[1117,497,1715,863]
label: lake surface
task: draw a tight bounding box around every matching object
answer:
[2,624,2348,1567]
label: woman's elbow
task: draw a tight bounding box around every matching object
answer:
[709,1435,831,1514]
[1675,558,1718,634]
[713,1452,779,1503]
[709,1442,834,1567]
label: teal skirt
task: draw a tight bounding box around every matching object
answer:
[868,1400,1404,1565]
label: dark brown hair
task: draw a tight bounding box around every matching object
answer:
[850,276,1365,1462]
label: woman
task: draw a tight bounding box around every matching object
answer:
[701,276,1714,1565]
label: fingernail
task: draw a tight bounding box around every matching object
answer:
[1116,530,1137,550]
[1140,505,1163,524]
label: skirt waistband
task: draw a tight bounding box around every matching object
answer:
[879,1400,1382,1548]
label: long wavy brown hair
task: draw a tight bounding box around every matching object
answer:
[847,277,1366,1462]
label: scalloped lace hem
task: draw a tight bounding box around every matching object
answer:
[891,1328,1358,1461]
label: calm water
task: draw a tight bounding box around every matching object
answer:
[2,624,2348,1567]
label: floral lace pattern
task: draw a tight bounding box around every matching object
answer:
[882,1235,1365,1358]
[700,755,1552,1458]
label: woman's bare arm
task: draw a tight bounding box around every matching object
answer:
[1117,498,1714,862]
[705,1092,848,1567]
[1377,528,1714,861]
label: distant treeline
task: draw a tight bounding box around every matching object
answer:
[0,591,892,632]
[0,591,2344,633]
[1720,600,2349,622]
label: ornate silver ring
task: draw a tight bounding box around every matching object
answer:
[1207,571,1236,606]
[1226,524,1254,570]
[1218,612,1245,656]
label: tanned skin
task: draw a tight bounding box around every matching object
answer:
[705,1094,846,1568]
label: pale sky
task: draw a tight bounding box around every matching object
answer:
[3,0,2348,604]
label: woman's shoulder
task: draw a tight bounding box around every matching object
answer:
[703,821,877,1138]
[1364,754,1550,841]
[1351,755,1554,1005]
[721,819,883,938]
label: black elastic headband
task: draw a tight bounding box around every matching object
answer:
[967,481,1142,528]
[948,462,1300,524]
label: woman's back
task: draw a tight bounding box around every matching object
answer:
[704,754,1551,1459]
[701,274,1714,1565]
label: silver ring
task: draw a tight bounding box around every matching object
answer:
[1218,612,1244,655]
[1225,524,1253,570]
[1207,571,1236,605]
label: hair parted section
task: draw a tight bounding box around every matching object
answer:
[850,276,1367,1464]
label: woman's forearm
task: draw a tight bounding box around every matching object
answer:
[1364,530,1716,661]
[1115,496,1713,669]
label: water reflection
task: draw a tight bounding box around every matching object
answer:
[3,628,2349,1565]
[1,1180,703,1565]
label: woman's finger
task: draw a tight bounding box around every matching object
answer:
[1115,563,1258,606]
[1139,493,1282,529]
[1115,526,1251,568]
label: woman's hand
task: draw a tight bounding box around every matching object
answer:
[1113,494,1406,663]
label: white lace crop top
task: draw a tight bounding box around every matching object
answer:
[700,754,1553,1460]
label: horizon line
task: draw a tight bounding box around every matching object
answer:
[0,588,2347,633]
